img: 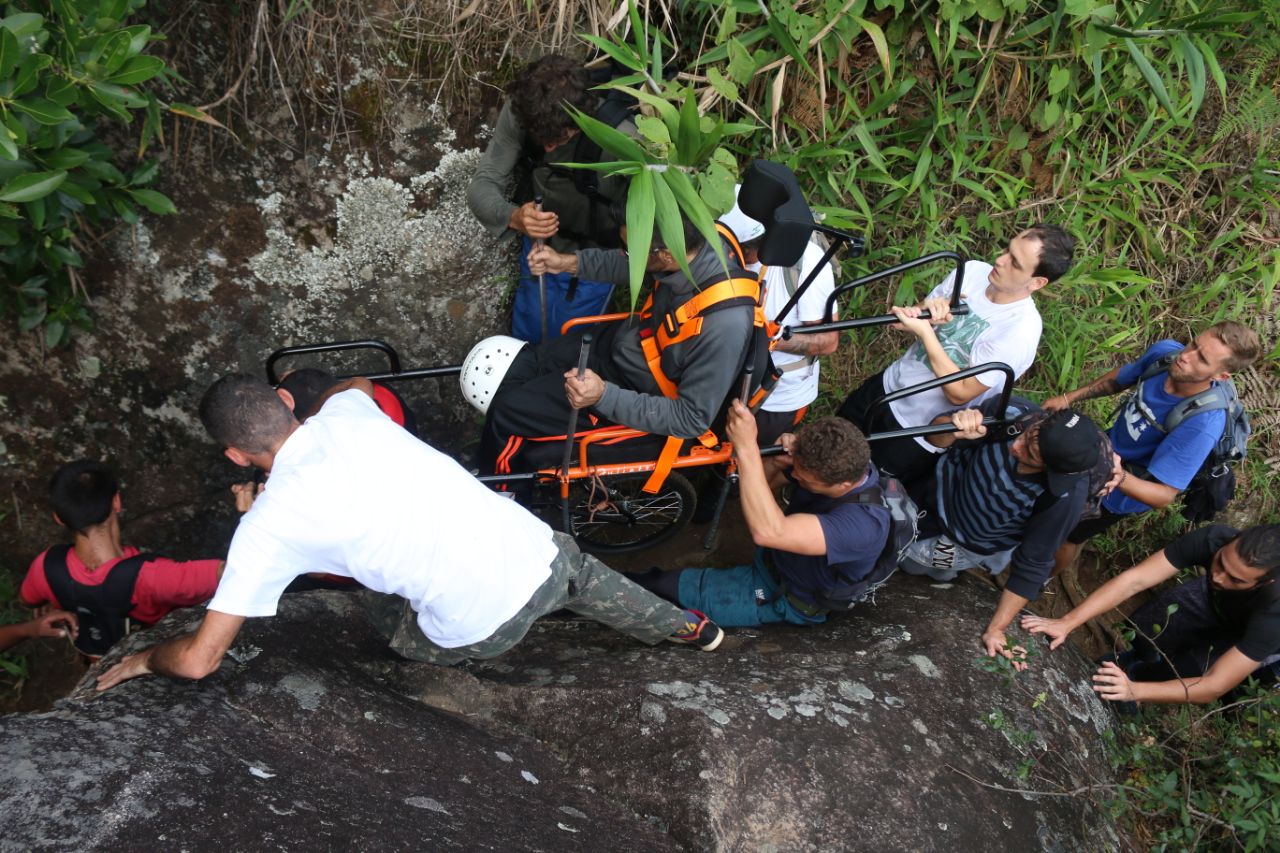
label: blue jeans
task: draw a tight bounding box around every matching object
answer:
[513,237,615,344]
[676,552,827,628]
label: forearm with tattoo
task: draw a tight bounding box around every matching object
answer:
[775,335,823,356]
[1067,374,1123,405]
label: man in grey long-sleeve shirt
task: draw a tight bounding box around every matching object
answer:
[466,54,635,344]
[479,220,758,474]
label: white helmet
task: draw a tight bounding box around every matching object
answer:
[460,335,527,414]
[718,183,765,244]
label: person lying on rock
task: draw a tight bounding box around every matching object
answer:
[478,213,758,476]
[836,224,1076,485]
[21,460,224,659]
[95,374,724,692]
[625,402,891,626]
[1022,523,1280,706]
[900,405,1111,668]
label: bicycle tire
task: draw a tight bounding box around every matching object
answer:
[568,471,697,555]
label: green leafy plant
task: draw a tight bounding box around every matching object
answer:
[569,1,756,304]
[0,0,209,347]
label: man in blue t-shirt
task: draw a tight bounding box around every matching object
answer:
[626,403,891,626]
[1045,321,1262,575]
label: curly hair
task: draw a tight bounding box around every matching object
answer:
[507,54,595,148]
[791,417,871,486]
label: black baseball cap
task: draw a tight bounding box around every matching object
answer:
[1037,409,1102,494]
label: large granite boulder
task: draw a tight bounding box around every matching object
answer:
[0,574,1121,851]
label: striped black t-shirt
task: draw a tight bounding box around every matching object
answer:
[937,439,1046,555]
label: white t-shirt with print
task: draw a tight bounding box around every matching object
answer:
[883,260,1042,450]
[209,390,555,648]
[755,239,837,413]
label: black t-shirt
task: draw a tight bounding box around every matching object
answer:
[1164,524,1280,661]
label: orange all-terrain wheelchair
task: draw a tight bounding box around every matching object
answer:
[265,161,1013,554]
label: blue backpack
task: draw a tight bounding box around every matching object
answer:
[1130,352,1250,522]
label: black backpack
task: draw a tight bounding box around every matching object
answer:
[519,61,638,249]
[1126,352,1250,522]
[42,545,156,657]
[808,476,918,611]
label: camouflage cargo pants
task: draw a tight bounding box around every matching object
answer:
[362,532,690,665]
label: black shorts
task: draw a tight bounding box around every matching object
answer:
[1065,506,1128,544]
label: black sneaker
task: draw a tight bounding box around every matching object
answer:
[668,609,724,651]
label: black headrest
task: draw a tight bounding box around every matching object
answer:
[738,160,815,267]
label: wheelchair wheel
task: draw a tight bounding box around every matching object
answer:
[568,471,697,555]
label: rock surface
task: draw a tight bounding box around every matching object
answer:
[1,574,1121,851]
[0,80,510,570]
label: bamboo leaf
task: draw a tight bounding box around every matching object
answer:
[663,168,727,276]
[1124,38,1176,117]
[569,107,648,162]
[581,34,643,72]
[852,17,892,84]
[1176,35,1205,118]
[908,144,933,196]
[650,169,693,286]
[624,169,655,307]
[675,91,701,167]
[1191,34,1227,102]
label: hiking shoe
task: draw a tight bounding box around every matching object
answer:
[669,609,724,651]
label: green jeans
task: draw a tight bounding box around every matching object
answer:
[363,532,689,665]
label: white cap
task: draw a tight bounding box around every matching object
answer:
[718,184,765,243]
[459,335,527,414]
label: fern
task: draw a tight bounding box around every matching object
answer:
[1213,87,1280,145]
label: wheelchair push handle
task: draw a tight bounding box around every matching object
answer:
[265,338,463,385]
[757,361,1017,459]
[266,339,403,385]
[779,251,969,340]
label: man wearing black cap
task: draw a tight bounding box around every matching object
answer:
[903,404,1111,666]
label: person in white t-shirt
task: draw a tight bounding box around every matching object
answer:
[719,186,840,445]
[837,224,1076,485]
[95,375,725,692]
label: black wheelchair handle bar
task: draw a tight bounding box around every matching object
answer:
[819,250,967,326]
[782,303,971,339]
[265,338,465,385]
[475,362,1015,486]
[266,339,403,385]
[768,224,865,329]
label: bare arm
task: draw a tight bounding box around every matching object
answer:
[892,298,991,406]
[1021,549,1179,649]
[1044,367,1126,412]
[95,610,246,691]
[727,402,828,557]
[1113,473,1180,510]
[1094,648,1261,705]
[0,611,77,652]
[772,321,839,357]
